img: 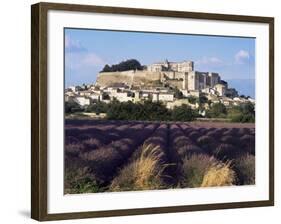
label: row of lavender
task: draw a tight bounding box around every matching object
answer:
[65,122,159,193]
[169,124,255,187]
[65,120,255,193]
[179,124,255,158]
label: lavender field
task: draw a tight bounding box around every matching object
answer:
[64,119,255,194]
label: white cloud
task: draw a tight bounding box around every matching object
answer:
[64,35,105,69]
[195,56,223,66]
[235,50,250,64]
[65,35,86,52]
[81,53,105,66]
[66,52,105,70]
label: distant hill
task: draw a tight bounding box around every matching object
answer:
[226,79,255,99]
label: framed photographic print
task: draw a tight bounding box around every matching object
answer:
[31,2,274,221]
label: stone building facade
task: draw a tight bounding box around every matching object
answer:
[147,59,194,73]
[96,59,223,93]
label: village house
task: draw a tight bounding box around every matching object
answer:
[73,96,91,107]
[65,59,255,110]
[89,93,101,101]
[152,92,174,102]
[79,90,92,97]
[166,99,191,109]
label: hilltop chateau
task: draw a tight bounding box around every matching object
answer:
[96,59,236,97]
[65,59,254,110]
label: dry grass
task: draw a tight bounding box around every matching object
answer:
[201,162,236,187]
[82,138,103,149]
[110,144,168,191]
[234,153,255,185]
[180,154,217,188]
[65,143,84,157]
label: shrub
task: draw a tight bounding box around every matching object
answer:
[110,144,168,191]
[177,144,204,158]
[77,133,93,141]
[222,128,237,136]
[64,154,103,194]
[145,136,166,147]
[182,127,193,135]
[65,101,83,114]
[237,128,251,136]
[240,134,255,154]
[227,103,255,123]
[198,128,208,135]
[205,143,219,154]
[85,101,108,114]
[65,143,84,157]
[206,129,221,138]
[107,132,120,141]
[188,131,200,141]
[234,154,255,185]
[220,135,238,145]
[65,136,79,145]
[197,135,215,146]
[67,178,100,194]
[207,103,227,118]
[214,143,238,160]
[173,136,193,148]
[180,154,217,188]
[82,138,103,151]
[171,105,196,121]
[201,162,236,187]
[81,147,124,184]
[110,138,134,157]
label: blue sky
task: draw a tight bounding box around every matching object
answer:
[65,28,255,97]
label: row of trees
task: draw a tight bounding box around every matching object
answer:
[65,100,255,123]
[205,102,255,122]
[101,59,145,72]
[66,100,197,121]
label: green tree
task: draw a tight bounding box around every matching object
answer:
[142,100,170,120]
[207,103,227,118]
[227,102,255,123]
[171,105,196,121]
[101,59,143,72]
[106,100,170,121]
[187,96,197,104]
[241,102,255,115]
[65,101,83,114]
[199,94,208,104]
[85,101,108,114]
[102,64,111,72]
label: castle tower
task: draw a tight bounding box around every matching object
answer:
[179,61,194,72]
[187,71,201,90]
[208,72,220,87]
[183,73,189,90]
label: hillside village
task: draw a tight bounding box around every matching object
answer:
[65,59,255,115]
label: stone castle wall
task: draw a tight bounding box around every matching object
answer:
[96,68,220,91]
[166,79,183,89]
[96,70,162,87]
[96,71,134,87]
